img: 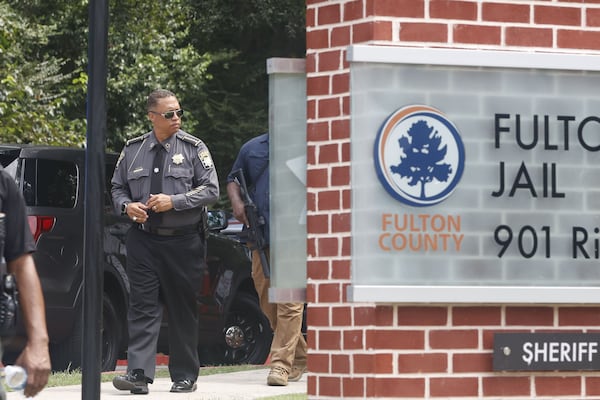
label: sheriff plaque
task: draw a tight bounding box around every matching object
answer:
[494,332,600,371]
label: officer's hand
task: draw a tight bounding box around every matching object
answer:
[147,193,173,213]
[127,202,149,223]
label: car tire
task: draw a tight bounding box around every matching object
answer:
[50,294,123,372]
[206,292,272,365]
[49,310,81,372]
[100,294,125,371]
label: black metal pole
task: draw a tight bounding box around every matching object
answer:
[83,0,108,398]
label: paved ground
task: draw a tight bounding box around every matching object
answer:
[6,368,307,400]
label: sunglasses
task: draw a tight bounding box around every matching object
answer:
[149,109,184,119]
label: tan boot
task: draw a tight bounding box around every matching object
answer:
[267,366,288,386]
[288,365,306,382]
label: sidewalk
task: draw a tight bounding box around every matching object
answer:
[6,369,307,400]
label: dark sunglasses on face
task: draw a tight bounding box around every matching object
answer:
[150,109,184,119]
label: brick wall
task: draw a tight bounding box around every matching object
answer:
[306,0,600,398]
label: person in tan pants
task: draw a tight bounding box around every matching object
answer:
[226,133,307,386]
[251,250,307,385]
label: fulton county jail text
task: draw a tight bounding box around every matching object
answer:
[377,113,600,255]
[491,113,600,259]
[492,113,600,199]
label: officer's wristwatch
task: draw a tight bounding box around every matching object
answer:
[121,202,129,216]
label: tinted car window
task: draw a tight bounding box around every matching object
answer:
[22,159,77,208]
[2,160,18,181]
[0,153,19,169]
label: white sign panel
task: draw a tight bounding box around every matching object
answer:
[268,58,306,302]
[348,46,600,303]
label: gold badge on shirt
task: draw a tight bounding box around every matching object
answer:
[172,153,184,165]
[198,150,214,169]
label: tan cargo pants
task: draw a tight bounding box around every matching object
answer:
[251,249,307,373]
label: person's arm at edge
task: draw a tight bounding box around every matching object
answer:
[226,181,248,226]
[9,253,50,398]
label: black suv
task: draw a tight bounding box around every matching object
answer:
[0,145,272,371]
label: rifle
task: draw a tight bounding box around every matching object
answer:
[231,169,270,278]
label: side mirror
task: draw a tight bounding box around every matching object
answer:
[207,210,228,231]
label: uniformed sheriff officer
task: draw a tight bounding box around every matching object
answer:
[111,89,219,395]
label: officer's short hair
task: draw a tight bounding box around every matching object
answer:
[147,89,176,111]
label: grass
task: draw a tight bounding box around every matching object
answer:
[48,364,267,387]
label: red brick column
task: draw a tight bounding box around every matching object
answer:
[306,0,600,398]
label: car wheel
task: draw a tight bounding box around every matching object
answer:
[211,292,272,365]
[100,295,124,371]
[50,294,123,372]
[49,311,82,372]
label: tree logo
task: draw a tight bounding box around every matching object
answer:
[373,105,465,207]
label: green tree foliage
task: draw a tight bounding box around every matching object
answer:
[0,1,87,145]
[105,0,212,150]
[4,0,213,151]
[188,0,306,180]
[1,0,305,203]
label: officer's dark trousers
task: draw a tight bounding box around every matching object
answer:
[125,227,204,382]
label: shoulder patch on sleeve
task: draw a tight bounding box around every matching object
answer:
[198,150,214,169]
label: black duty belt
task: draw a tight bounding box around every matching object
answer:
[137,223,199,236]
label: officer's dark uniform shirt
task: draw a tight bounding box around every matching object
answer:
[226,133,269,244]
[0,167,36,261]
[111,130,219,227]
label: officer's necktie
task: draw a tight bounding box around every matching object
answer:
[148,144,165,226]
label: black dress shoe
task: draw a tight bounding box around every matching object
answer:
[170,379,197,393]
[113,369,153,395]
